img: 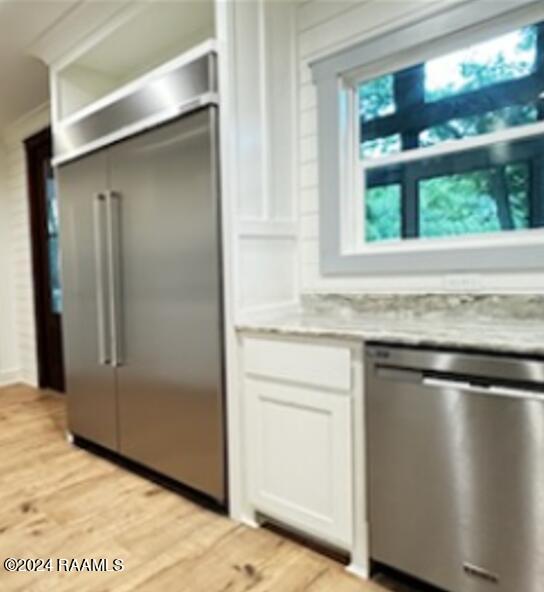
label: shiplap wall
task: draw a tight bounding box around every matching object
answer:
[2,104,50,386]
[296,0,544,293]
[0,145,19,385]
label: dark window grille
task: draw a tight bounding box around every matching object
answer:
[361,23,544,241]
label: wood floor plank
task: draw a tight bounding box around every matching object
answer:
[0,385,398,591]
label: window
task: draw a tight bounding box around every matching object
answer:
[311,1,544,275]
[359,22,544,244]
[44,162,62,314]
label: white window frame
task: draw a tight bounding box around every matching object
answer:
[311,0,544,276]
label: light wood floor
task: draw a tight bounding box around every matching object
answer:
[0,385,409,592]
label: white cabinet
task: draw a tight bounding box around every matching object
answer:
[246,377,353,548]
[242,336,358,550]
[50,1,215,124]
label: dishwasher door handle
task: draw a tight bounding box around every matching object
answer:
[422,377,473,390]
[422,376,544,401]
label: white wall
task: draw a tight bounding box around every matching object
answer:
[0,142,19,385]
[2,103,50,386]
[296,0,544,294]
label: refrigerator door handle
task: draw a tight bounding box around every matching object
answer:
[93,193,110,365]
[106,190,123,367]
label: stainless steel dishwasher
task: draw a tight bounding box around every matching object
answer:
[366,344,544,592]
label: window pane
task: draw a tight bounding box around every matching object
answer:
[419,171,501,238]
[425,27,537,102]
[43,162,62,314]
[48,236,62,315]
[505,163,531,229]
[361,134,401,158]
[365,184,402,242]
[363,135,541,243]
[419,104,538,148]
[418,163,531,239]
[46,174,59,235]
[358,23,544,158]
[359,74,395,122]
[358,21,544,247]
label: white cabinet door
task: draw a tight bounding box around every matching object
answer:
[246,378,353,549]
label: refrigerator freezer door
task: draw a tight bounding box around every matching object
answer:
[57,150,119,450]
[110,109,225,502]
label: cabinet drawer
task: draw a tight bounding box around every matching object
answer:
[244,337,351,391]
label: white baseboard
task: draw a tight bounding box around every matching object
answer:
[0,368,22,387]
[20,369,38,388]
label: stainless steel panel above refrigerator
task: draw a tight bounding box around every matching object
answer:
[366,345,544,592]
[54,47,217,165]
[57,48,226,505]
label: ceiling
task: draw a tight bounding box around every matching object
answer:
[0,0,81,130]
[0,0,215,131]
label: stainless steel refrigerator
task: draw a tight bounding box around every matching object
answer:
[56,50,226,504]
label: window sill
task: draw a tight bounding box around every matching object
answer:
[322,230,544,276]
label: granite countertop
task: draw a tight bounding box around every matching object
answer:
[236,294,544,357]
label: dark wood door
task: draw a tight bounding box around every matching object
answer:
[25,128,65,392]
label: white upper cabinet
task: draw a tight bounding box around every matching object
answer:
[52,0,215,124]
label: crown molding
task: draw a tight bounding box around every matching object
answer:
[27,0,135,67]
